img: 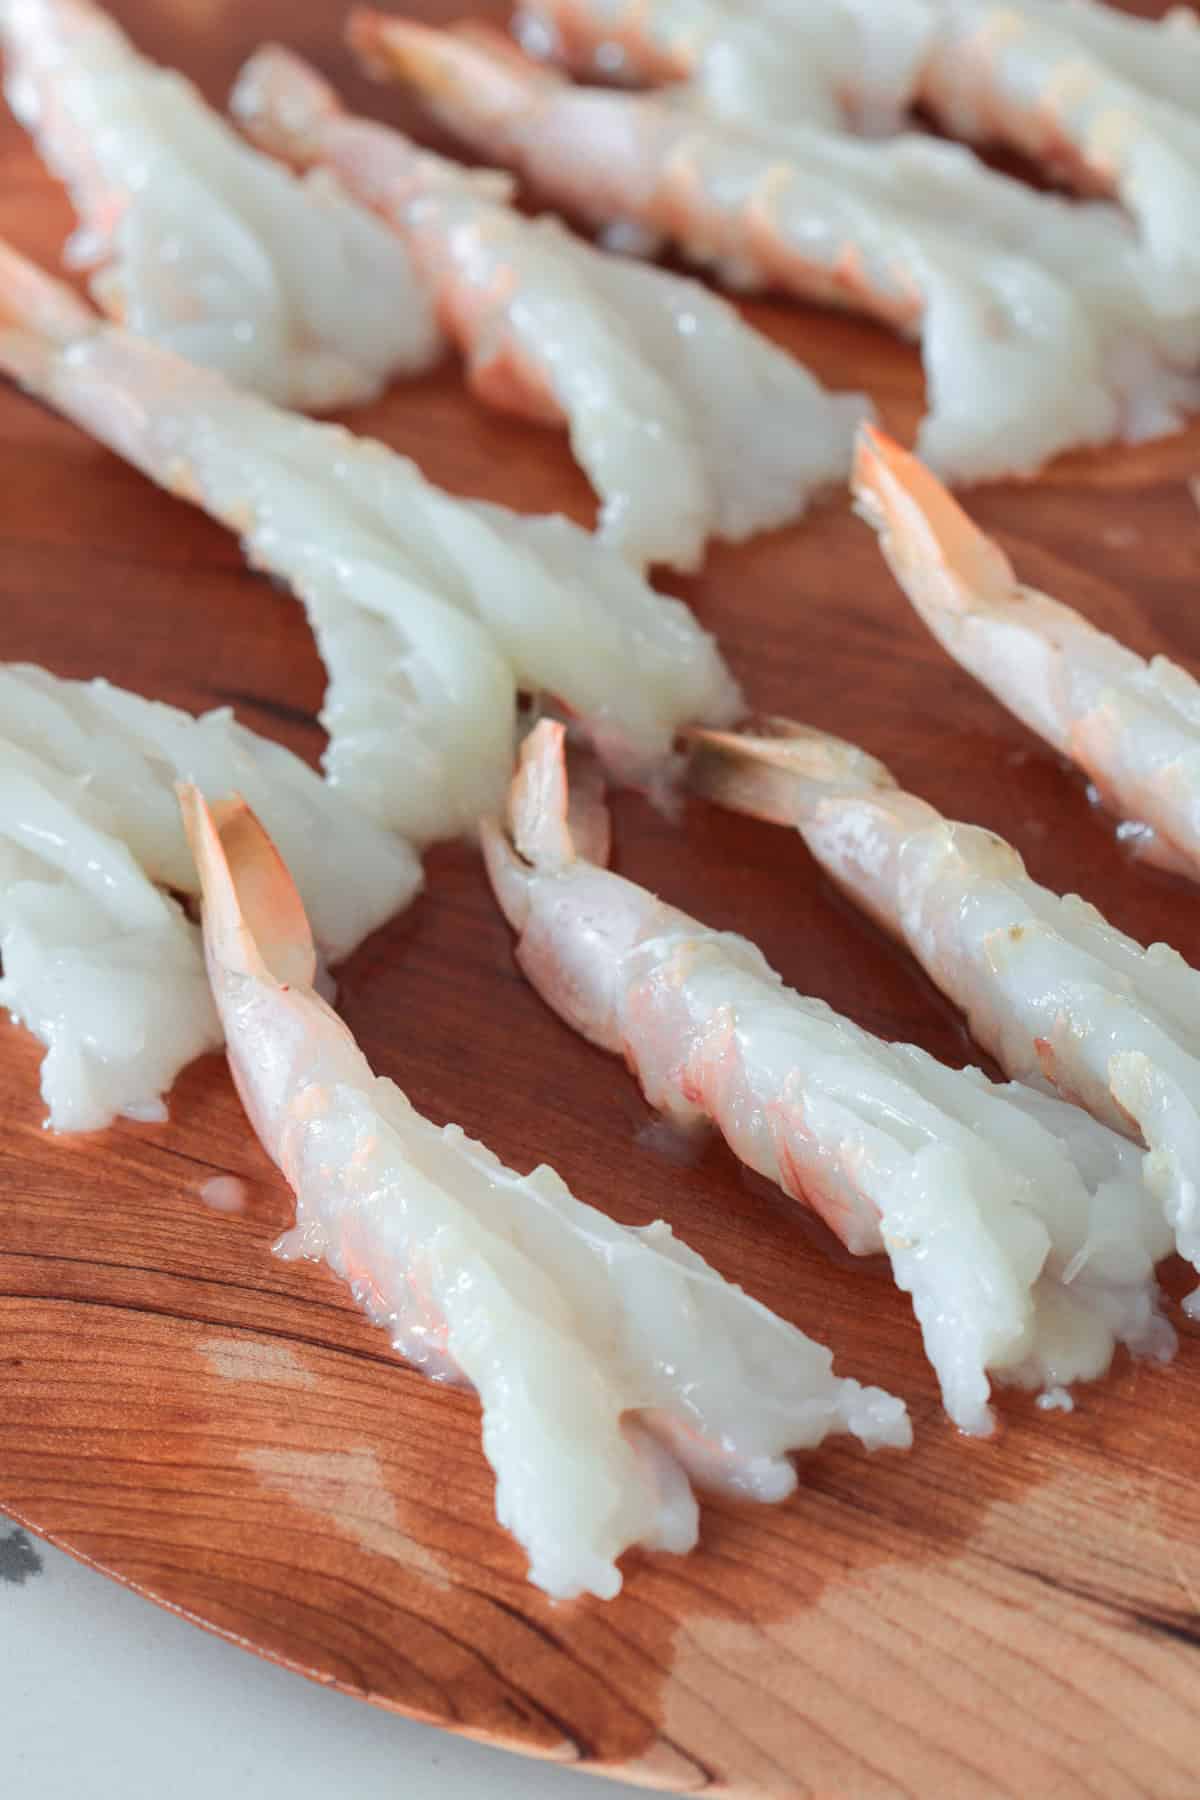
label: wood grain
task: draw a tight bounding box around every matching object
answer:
[2,3,1200,1795]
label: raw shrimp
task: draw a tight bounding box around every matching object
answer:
[511,1,1200,439]
[484,721,1173,1436]
[855,425,1200,889]
[914,1,1200,317]
[0,662,417,1132]
[0,242,739,841]
[688,717,1200,1300]
[232,45,869,572]
[520,0,1200,135]
[0,0,442,407]
[514,0,936,134]
[0,750,219,1133]
[352,16,1123,483]
[1023,0,1200,118]
[181,785,910,1601]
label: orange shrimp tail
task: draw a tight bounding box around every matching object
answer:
[347,10,454,87]
[229,45,342,166]
[348,11,554,120]
[510,719,576,872]
[501,718,612,872]
[449,19,560,78]
[0,237,96,391]
[179,785,317,990]
[852,424,1018,609]
[0,237,96,342]
[687,720,896,826]
[518,0,692,83]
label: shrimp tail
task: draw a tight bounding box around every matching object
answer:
[0,238,96,342]
[852,424,1019,619]
[686,719,897,827]
[510,718,579,872]
[563,743,612,868]
[229,44,341,165]
[0,237,96,386]
[178,785,316,990]
[481,720,612,931]
[348,10,554,140]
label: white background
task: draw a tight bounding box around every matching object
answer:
[0,1514,648,1800]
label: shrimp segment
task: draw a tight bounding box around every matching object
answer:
[352,16,1124,483]
[915,2,1200,317]
[232,46,867,572]
[0,0,441,407]
[1025,0,1200,118]
[485,722,1173,1435]
[687,718,1200,1290]
[512,1,1200,441]
[181,785,910,1601]
[854,424,1200,887]
[0,662,417,1132]
[0,242,738,840]
[514,0,936,134]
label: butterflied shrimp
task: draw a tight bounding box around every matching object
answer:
[1022,0,1200,118]
[0,242,738,840]
[0,0,441,407]
[913,1,1200,317]
[514,0,936,134]
[855,425,1200,892]
[180,785,910,1601]
[0,662,417,1132]
[352,17,1121,483]
[484,721,1173,1435]
[522,0,1200,135]
[687,717,1200,1300]
[233,46,868,572]
[515,3,1200,440]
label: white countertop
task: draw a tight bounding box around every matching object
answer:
[0,1515,647,1800]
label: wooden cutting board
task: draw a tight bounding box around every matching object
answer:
[2,3,1199,1794]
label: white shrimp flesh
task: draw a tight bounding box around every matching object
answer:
[0,240,740,842]
[352,16,1133,484]
[0,0,442,407]
[483,720,1175,1435]
[181,783,911,1601]
[232,44,869,573]
[854,425,1200,888]
[914,1,1200,319]
[688,717,1200,1299]
[513,0,937,135]
[507,1,1200,442]
[0,662,417,1131]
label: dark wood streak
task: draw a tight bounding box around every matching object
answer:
[0,1286,429,1373]
[1131,1612,1200,1651]
[218,689,321,734]
[2,0,1200,1795]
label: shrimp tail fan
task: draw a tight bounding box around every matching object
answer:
[179,786,316,990]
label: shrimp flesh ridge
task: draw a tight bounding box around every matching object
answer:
[232,46,869,574]
[520,0,1200,134]
[912,1,1200,319]
[513,0,938,135]
[483,720,1174,1436]
[181,785,910,1600]
[687,717,1200,1304]
[0,0,441,407]
[0,663,416,1131]
[509,1,1200,441]
[1022,0,1200,118]
[855,425,1200,893]
[0,241,739,842]
[350,17,1128,484]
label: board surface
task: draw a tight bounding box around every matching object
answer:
[2,4,1200,1795]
